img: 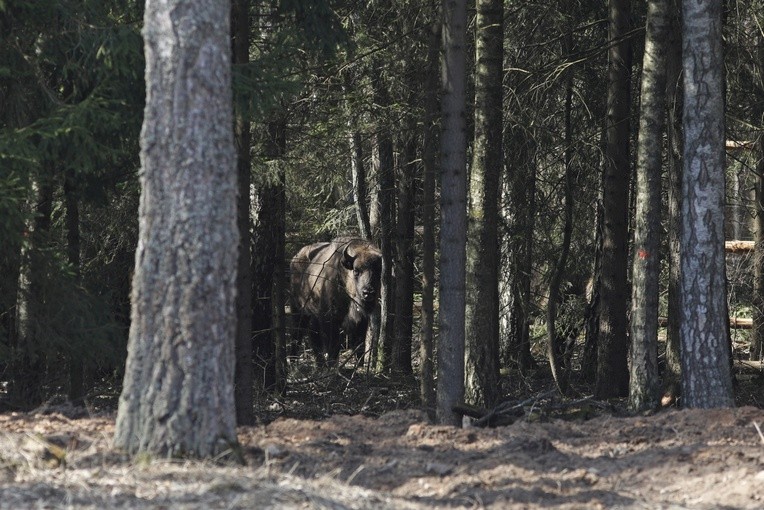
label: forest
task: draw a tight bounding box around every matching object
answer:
[1,0,764,508]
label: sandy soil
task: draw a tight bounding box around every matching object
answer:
[1,402,763,509]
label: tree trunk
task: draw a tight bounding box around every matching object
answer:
[345,71,372,241]
[370,64,396,373]
[114,0,239,458]
[596,0,632,399]
[393,131,416,375]
[664,0,683,403]
[65,170,85,403]
[752,28,764,363]
[629,0,669,412]
[419,21,439,419]
[10,177,54,410]
[546,26,575,395]
[232,0,255,426]
[437,0,468,426]
[679,0,734,408]
[252,118,287,393]
[464,0,503,408]
[502,129,536,373]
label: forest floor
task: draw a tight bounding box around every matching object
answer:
[1,364,763,509]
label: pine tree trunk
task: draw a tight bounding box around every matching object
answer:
[629,0,669,412]
[64,170,85,403]
[437,0,468,426]
[232,0,255,426]
[114,0,239,457]
[464,0,502,408]
[664,0,683,402]
[679,0,734,408]
[752,29,764,363]
[596,0,632,399]
[419,21,439,419]
[370,64,396,373]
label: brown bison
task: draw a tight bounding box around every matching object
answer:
[289,237,382,364]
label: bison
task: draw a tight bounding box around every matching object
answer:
[289,237,382,365]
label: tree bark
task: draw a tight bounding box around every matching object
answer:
[65,170,85,403]
[114,0,239,457]
[752,27,764,363]
[464,0,502,408]
[437,0,468,426]
[232,0,255,426]
[419,21,439,419]
[596,0,632,399]
[664,0,683,403]
[370,63,396,373]
[629,0,669,412]
[679,0,734,408]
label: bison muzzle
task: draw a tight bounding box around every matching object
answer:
[289,237,382,364]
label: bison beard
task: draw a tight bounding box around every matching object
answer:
[289,238,382,365]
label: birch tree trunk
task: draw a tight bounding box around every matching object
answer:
[464,0,502,408]
[114,0,239,457]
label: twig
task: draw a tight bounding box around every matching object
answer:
[754,421,764,445]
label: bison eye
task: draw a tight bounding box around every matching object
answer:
[353,268,361,275]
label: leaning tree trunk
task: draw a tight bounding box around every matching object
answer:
[464,0,503,408]
[437,0,468,426]
[679,0,734,408]
[114,0,239,458]
[629,0,669,412]
[596,0,632,399]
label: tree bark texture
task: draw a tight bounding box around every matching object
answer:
[437,0,468,426]
[596,0,632,399]
[64,170,85,403]
[679,0,734,408]
[664,0,683,401]
[114,0,239,457]
[628,0,669,412]
[464,0,502,408]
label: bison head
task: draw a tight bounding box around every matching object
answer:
[341,241,382,313]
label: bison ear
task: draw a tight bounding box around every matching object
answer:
[342,244,356,270]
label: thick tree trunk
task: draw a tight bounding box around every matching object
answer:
[114,0,239,457]
[629,0,669,412]
[752,30,764,363]
[464,0,502,408]
[232,0,255,426]
[596,0,632,399]
[437,0,468,426]
[679,0,734,408]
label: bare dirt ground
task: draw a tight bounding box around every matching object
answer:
[1,381,763,510]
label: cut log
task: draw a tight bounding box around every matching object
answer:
[725,240,755,253]
[659,316,752,329]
